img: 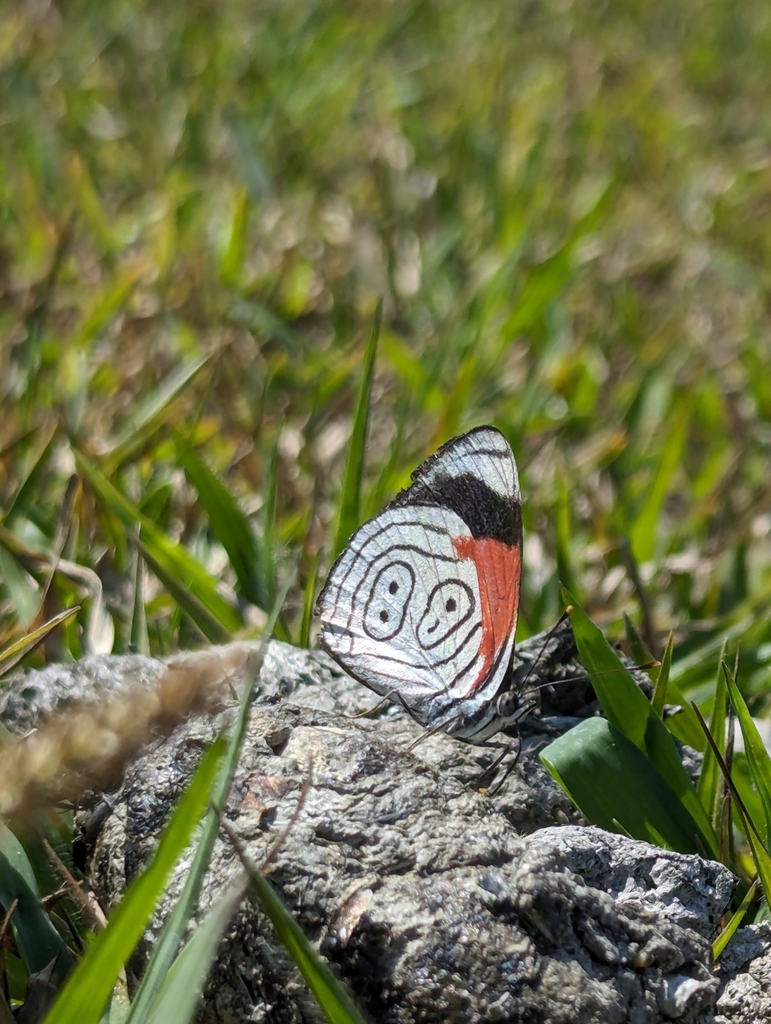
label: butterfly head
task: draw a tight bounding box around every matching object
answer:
[495,686,537,727]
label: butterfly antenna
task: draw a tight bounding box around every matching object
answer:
[525,660,661,694]
[517,608,573,692]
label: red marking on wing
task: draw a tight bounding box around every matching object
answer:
[452,536,521,695]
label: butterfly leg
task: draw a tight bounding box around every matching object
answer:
[349,692,398,720]
[402,716,459,755]
[473,734,522,796]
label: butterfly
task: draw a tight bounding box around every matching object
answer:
[316,426,534,764]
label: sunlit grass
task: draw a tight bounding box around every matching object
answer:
[3,0,771,1013]
[3,2,771,701]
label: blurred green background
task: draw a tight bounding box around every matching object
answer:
[2,0,771,710]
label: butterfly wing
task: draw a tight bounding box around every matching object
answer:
[317,426,522,730]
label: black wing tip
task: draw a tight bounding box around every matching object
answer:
[316,425,518,623]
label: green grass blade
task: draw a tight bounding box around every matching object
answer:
[135,535,231,643]
[219,187,249,286]
[0,822,39,894]
[261,438,279,608]
[126,571,294,1024]
[723,663,771,847]
[563,590,652,747]
[659,675,707,752]
[223,825,368,1024]
[42,737,226,1024]
[563,589,718,856]
[104,355,212,468]
[74,450,241,637]
[3,425,57,527]
[333,302,381,558]
[629,405,689,564]
[0,545,39,630]
[145,878,247,1024]
[248,870,368,1024]
[630,605,704,751]
[651,630,673,718]
[623,613,656,675]
[728,771,771,904]
[624,614,701,746]
[713,879,759,962]
[298,554,320,649]
[0,823,74,980]
[129,539,150,656]
[73,264,144,349]
[694,700,771,895]
[554,471,578,598]
[697,650,728,834]
[540,718,707,854]
[174,431,271,611]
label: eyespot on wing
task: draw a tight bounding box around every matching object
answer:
[416,578,475,650]
[362,560,416,641]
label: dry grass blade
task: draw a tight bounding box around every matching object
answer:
[41,839,104,934]
[0,608,81,678]
[0,648,256,821]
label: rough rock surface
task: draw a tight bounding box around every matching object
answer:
[1,628,764,1022]
[714,924,771,1024]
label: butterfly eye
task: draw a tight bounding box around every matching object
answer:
[495,688,520,720]
[417,579,474,650]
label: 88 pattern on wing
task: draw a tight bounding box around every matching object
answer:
[317,426,531,746]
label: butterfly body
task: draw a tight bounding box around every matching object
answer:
[317,426,530,747]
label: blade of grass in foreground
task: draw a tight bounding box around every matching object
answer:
[3,424,57,526]
[42,738,226,1024]
[333,302,381,559]
[722,663,771,847]
[661,674,707,751]
[0,822,74,980]
[623,614,656,679]
[563,590,718,857]
[222,819,369,1024]
[135,534,231,644]
[622,614,704,748]
[713,879,759,962]
[126,570,294,1024]
[145,877,247,1024]
[540,718,708,854]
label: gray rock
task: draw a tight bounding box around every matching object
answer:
[1,624,588,834]
[715,924,771,1024]
[0,629,762,1022]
